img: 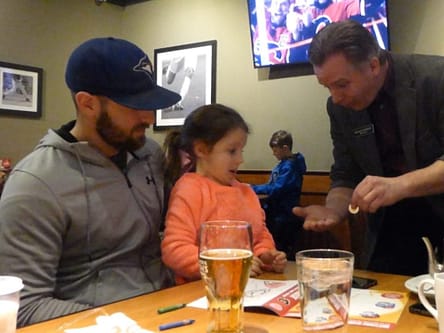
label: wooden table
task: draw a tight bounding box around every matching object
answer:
[17,263,438,333]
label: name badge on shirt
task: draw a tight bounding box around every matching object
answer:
[353,124,374,137]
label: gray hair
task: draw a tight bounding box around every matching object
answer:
[308,19,388,67]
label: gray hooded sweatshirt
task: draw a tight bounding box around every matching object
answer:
[0,124,174,326]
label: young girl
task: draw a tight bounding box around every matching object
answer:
[161,103,287,284]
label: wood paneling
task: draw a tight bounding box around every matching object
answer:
[236,170,331,203]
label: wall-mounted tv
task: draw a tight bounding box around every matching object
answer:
[247,0,389,68]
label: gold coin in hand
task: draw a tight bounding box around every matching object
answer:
[348,204,359,214]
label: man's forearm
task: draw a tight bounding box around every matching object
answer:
[19,297,91,327]
[399,160,444,199]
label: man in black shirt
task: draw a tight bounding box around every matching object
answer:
[293,20,444,276]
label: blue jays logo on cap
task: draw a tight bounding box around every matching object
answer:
[133,55,154,77]
[65,37,180,110]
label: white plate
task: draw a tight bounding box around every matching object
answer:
[404,274,435,295]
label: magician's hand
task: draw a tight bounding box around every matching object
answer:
[292,205,342,232]
[350,175,405,213]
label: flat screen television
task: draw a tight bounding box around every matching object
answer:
[247,0,389,68]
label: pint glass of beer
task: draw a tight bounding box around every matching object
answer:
[199,220,253,333]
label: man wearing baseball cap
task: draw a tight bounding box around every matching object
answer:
[0,37,181,326]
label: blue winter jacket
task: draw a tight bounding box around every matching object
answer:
[252,153,307,223]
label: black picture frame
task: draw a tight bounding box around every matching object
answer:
[154,40,217,130]
[0,61,43,118]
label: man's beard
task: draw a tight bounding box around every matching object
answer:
[96,109,146,152]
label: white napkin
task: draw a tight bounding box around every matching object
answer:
[63,312,155,333]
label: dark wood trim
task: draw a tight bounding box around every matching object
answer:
[106,0,150,6]
[237,170,271,175]
[236,170,331,196]
[237,170,329,175]
[301,192,327,196]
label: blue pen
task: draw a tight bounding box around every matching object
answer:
[159,319,195,331]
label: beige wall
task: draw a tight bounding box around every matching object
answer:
[0,0,122,163]
[0,0,442,171]
[122,0,332,170]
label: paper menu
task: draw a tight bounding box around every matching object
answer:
[188,278,300,317]
[299,288,408,329]
[243,278,301,317]
[188,278,408,329]
[348,289,409,329]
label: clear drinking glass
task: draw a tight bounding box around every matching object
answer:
[199,220,253,333]
[296,249,354,331]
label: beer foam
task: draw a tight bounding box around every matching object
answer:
[200,249,253,260]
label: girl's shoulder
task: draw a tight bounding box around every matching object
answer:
[174,172,204,187]
[170,173,207,201]
[175,174,254,195]
[233,180,258,197]
[174,173,220,192]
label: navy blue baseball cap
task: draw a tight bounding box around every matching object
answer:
[65,37,181,110]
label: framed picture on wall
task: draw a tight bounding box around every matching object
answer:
[0,61,43,118]
[154,40,216,130]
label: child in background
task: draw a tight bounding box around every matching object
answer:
[251,130,306,260]
[162,104,287,284]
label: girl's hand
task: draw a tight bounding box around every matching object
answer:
[260,250,287,273]
[271,250,287,273]
[250,256,264,277]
